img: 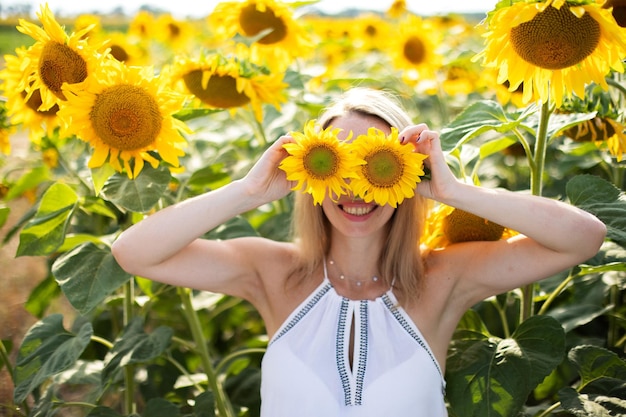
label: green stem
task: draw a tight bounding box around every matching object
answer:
[538,269,576,315]
[90,335,114,349]
[123,279,136,415]
[522,99,553,321]
[607,77,626,97]
[535,401,561,417]
[216,348,267,375]
[178,287,235,417]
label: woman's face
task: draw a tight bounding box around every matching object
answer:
[321,113,396,239]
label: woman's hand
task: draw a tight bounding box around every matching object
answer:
[399,124,459,202]
[241,135,296,204]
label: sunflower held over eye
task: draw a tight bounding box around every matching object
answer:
[279,120,364,205]
[208,0,314,71]
[15,3,103,112]
[350,127,427,208]
[169,49,287,122]
[57,60,189,179]
[475,0,626,107]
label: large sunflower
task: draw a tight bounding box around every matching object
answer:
[57,60,189,179]
[0,46,62,144]
[15,3,103,112]
[208,0,314,71]
[279,120,364,205]
[349,127,427,208]
[475,0,626,107]
[169,48,287,122]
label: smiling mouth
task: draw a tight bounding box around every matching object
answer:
[339,204,376,216]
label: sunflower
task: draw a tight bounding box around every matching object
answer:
[57,60,189,179]
[0,46,62,144]
[208,0,314,71]
[15,4,104,112]
[387,15,443,86]
[169,48,287,122]
[422,204,518,249]
[564,116,626,161]
[279,120,364,205]
[475,0,626,107]
[349,127,427,208]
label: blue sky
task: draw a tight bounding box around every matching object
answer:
[5,0,497,18]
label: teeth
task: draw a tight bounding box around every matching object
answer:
[342,205,375,216]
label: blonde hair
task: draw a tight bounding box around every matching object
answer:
[290,87,428,306]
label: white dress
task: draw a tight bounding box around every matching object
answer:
[261,262,447,416]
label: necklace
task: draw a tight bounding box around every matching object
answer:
[328,258,379,288]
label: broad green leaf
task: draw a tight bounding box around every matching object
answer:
[17,183,78,256]
[13,314,93,403]
[25,274,62,318]
[559,386,626,417]
[447,315,564,417]
[142,398,180,417]
[194,391,216,417]
[102,317,173,385]
[90,163,117,196]
[545,111,597,141]
[4,165,50,201]
[57,233,107,253]
[566,175,626,246]
[568,345,626,390]
[548,304,613,333]
[479,137,518,160]
[0,206,9,228]
[440,100,536,151]
[102,164,171,212]
[52,242,132,315]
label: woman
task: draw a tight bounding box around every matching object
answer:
[112,88,606,416]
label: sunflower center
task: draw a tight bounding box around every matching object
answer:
[509,4,601,70]
[403,35,426,65]
[238,3,287,45]
[39,41,88,99]
[364,149,403,187]
[183,70,251,108]
[303,145,339,179]
[90,84,162,151]
[109,45,129,62]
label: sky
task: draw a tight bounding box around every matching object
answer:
[3,0,498,18]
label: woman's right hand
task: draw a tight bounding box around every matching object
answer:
[241,135,296,204]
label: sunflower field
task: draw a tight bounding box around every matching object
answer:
[1,0,626,416]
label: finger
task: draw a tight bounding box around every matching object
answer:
[399,124,429,145]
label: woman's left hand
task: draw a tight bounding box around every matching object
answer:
[399,124,459,202]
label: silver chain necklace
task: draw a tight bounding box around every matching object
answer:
[328,258,379,288]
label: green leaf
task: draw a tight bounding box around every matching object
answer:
[90,163,117,196]
[559,386,626,417]
[545,111,597,141]
[102,317,173,385]
[101,164,171,212]
[446,315,564,417]
[13,314,93,403]
[193,391,216,417]
[24,273,62,318]
[17,183,78,256]
[566,175,626,246]
[52,242,132,315]
[568,345,626,390]
[142,398,181,417]
[440,100,536,152]
[0,206,9,229]
[4,165,50,201]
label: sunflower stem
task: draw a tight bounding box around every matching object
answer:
[522,99,553,322]
[178,287,236,417]
[123,278,137,415]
